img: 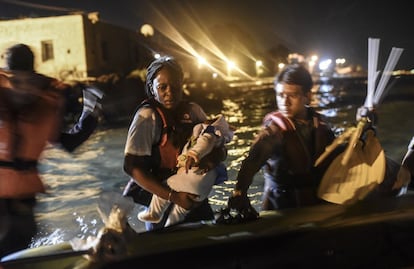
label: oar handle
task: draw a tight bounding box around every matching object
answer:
[341,119,367,166]
[314,127,354,167]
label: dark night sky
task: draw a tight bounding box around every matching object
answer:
[1,0,413,70]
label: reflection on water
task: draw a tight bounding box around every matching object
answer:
[32,79,414,248]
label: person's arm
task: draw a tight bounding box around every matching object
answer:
[124,154,198,209]
[123,107,198,210]
[402,136,414,176]
[236,132,279,193]
[59,112,98,152]
[124,153,172,199]
[59,85,103,152]
[228,124,282,209]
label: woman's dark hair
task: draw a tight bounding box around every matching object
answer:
[145,56,184,97]
[6,43,34,71]
[275,63,313,94]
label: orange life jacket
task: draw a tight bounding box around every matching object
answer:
[138,99,196,173]
[153,103,180,170]
[0,70,65,198]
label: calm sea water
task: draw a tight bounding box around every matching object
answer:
[31,78,414,247]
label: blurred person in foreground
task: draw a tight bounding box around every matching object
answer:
[227,63,337,216]
[122,56,226,230]
[0,43,102,257]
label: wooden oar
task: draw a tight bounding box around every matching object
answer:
[317,129,386,205]
[314,127,355,167]
[340,118,367,166]
[316,37,403,205]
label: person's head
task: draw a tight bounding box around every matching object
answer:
[274,63,313,119]
[145,56,184,110]
[5,43,34,71]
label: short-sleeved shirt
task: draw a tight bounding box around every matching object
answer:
[124,102,208,157]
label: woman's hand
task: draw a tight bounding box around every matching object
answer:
[170,191,200,210]
[185,156,197,173]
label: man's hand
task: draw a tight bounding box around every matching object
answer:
[356,106,377,126]
[216,191,259,224]
[227,191,252,211]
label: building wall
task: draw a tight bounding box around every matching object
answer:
[0,14,87,79]
[0,13,150,81]
[82,17,150,77]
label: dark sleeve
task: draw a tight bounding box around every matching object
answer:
[59,112,98,152]
[235,128,281,192]
[123,154,155,176]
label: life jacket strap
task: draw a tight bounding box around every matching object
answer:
[0,159,38,171]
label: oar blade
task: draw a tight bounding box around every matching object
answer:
[318,132,386,205]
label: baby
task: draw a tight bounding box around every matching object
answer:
[137,114,233,227]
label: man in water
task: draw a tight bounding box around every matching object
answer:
[227,63,336,213]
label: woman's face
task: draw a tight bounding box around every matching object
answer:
[152,68,183,110]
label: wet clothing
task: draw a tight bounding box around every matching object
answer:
[123,98,216,230]
[0,69,98,257]
[0,69,98,198]
[236,107,335,210]
[0,198,37,258]
[0,70,63,198]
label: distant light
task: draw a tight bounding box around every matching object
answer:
[309,61,316,67]
[227,60,236,70]
[140,24,154,37]
[255,60,263,67]
[197,56,207,67]
[278,63,285,69]
[154,53,161,59]
[87,12,99,24]
[226,60,236,78]
[212,73,218,79]
[319,59,332,71]
[288,53,304,63]
[335,58,346,65]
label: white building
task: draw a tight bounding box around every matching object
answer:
[0,12,150,81]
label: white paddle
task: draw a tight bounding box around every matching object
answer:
[316,38,403,205]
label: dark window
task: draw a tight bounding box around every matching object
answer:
[101,41,108,62]
[41,40,54,62]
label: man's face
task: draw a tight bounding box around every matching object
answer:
[275,82,309,119]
